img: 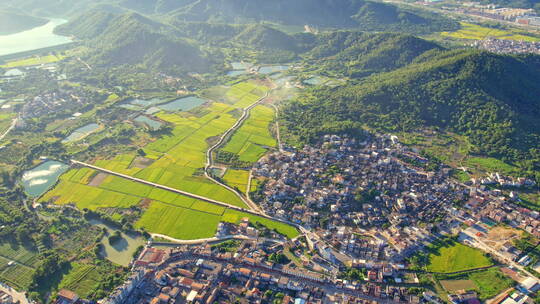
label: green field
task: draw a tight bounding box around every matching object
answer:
[465,157,519,176]
[135,202,222,240]
[223,169,250,194]
[222,209,299,239]
[58,263,102,298]
[435,268,514,300]
[89,81,270,207]
[222,105,277,163]
[441,22,540,42]
[427,242,493,273]
[0,243,39,290]
[0,54,65,68]
[41,80,299,240]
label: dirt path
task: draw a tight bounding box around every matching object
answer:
[269,104,283,152]
[0,118,17,141]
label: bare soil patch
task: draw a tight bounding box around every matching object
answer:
[88,172,109,187]
[130,156,154,169]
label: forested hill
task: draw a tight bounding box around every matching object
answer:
[282,50,540,168]
[57,12,212,72]
[0,11,47,35]
[303,31,442,77]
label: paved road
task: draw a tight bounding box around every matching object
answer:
[462,229,540,283]
[0,281,29,304]
[70,160,300,229]
[71,160,251,212]
[204,91,270,213]
[150,233,284,245]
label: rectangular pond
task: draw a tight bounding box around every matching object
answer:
[227,70,248,77]
[157,96,206,112]
[258,65,290,75]
[134,115,162,131]
[21,160,69,197]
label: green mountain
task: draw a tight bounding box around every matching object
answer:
[233,24,300,51]
[54,10,118,39]
[282,50,540,167]
[59,12,212,72]
[0,11,48,35]
[303,31,442,77]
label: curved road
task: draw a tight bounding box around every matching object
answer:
[203,91,270,213]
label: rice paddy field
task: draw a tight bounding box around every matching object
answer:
[41,80,298,240]
[221,105,277,163]
[441,22,540,42]
[222,169,250,194]
[0,54,65,68]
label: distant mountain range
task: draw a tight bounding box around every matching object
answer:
[56,12,212,72]
[0,0,458,34]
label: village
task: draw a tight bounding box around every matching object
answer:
[41,134,538,304]
[472,38,540,54]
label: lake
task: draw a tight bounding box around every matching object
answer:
[0,19,72,57]
[21,160,69,197]
[62,123,100,143]
[158,96,206,112]
[89,219,146,267]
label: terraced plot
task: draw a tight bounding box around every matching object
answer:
[221,105,277,163]
[58,263,101,298]
[0,243,39,290]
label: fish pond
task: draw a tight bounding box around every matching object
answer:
[90,219,146,267]
[258,65,290,75]
[134,115,162,130]
[157,96,206,112]
[62,123,101,143]
[21,160,69,197]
